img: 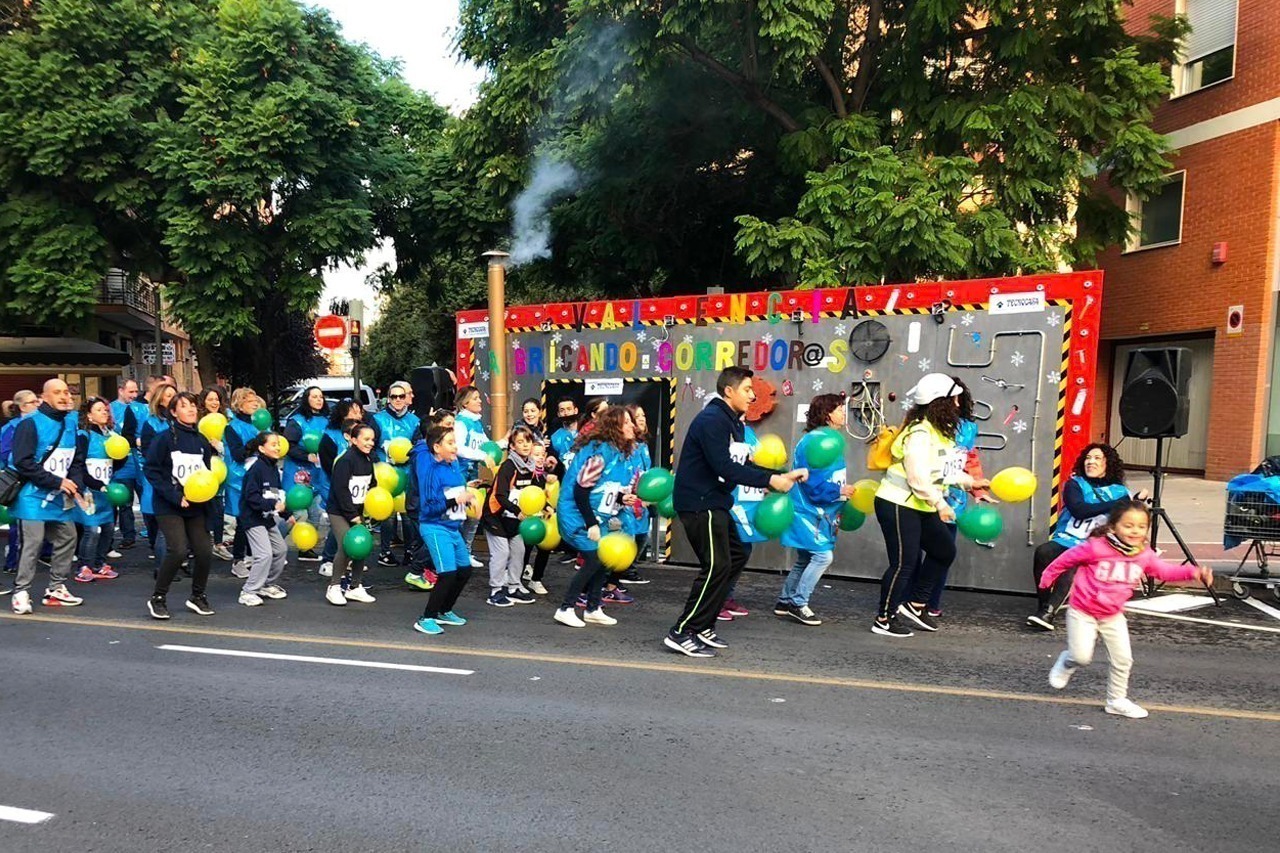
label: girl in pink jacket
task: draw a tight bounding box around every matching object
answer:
[1039,500,1213,719]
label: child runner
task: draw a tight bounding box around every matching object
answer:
[223,388,263,578]
[324,422,376,606]
[73,397,120,583]
[402,409,457,591]
[522,442,556,596]
[618,403,653,588]
[719,418,763,622]
[1039,499,1213,719]
[482,425,538,607]
[318,400,370,578]
[237,432,291,606]
[411,425,477,635]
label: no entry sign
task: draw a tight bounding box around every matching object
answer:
[313,315,348,350]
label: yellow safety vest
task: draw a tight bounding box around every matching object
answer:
[875,420,959,513]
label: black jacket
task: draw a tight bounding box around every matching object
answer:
[144,420,214,518]
[239,456,287,529]
[672,398,773,513]
[327,447,375,522]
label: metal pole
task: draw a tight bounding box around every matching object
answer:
[350,300,364,405]
[483,250,511,439]
[153,282,164,379]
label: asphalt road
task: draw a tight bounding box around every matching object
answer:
[1,550,1277,852]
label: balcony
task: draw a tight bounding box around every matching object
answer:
[96,269,159,331]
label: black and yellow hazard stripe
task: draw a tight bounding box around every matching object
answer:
[1049,298,1073,529]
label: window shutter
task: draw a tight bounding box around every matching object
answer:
[1183,0,1238,63]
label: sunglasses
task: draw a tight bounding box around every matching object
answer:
[389,393,407,400]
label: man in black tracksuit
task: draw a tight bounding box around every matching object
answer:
[665,367,806,658]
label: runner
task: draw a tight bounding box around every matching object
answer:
[236,432,291,607]
[324,421,376,606]
[411,425,476,635]
[72,397,120,583]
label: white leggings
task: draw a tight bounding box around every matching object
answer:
[1065,608,1134,703]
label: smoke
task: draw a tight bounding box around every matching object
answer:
[507,20,632,267]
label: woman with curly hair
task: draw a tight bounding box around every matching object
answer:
[1027,442,1147,631]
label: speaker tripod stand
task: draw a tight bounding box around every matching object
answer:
[1144,437,1220,605]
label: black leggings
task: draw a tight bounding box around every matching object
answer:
[874,497,956,620]
[1032,541,1071,610]
[153,513,213,600]
[527,545,551,582]
[422,568,472,619]
[561,548,609,610]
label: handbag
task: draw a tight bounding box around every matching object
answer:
[0,416,71,505]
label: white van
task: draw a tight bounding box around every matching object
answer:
[275,377,378,423]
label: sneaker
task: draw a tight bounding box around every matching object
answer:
[583,607,618,626]
[344,585,376,603]
[723,598,749,617]
[897,602,938,632]
[557,554,576,565]
[74,566,97,584]
[11,590,32,615]
[318,561,333,578]
[717,607,735,622]
[377,552,399,568]
[186,595,215,616]
[784,604,822,626]
[413,617,444,635]
[871,617,914,637]
[663,629,715,658]
[487,590,514,608]
[1048,651,1077,689]
[696,629,728,649]
[231,560,251,579]
[554,606,587,628]
[92,565,118,580]
[528,580,549,595]
[602,588,634,605]
[521,566,533,582]
[259,584,288,600]
[325,585,347,606]
[106,549,123,559]
[297,550,322,562]
[436,610,467,626]
[469,556,483,569]
[506,587,536,604]
[43,585,83,607]
[1027,610,1055,631]
[773,600,790,617]
[238,591,264,607]
[620,569,650,585]
[404,572,434,591]
[147,596,169,620]
[119,540,136,550]
[211,544,234,561]
[1104,698,1149,719]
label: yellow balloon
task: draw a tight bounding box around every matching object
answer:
[851,478,879,514]
[598,531,638,571]
[990,466,1037,503]
[183,470,219,503]
[278,436,290,457]
[394,492,406,514]
[753,434,788,470]
[104,433,131,460]
[210,456,227,484]
[546,479,560,507]
[538,514,561,550]
[465,487,486,519]
[364,486,395,521]
[198,412,228,441]
[374,462,399,493]
[387,437,412,465]
[291,521,319,551]
[518,486,547,516]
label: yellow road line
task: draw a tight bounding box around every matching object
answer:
[3,613,1278,722]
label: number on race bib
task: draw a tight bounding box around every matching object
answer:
[43,448,74,479]
[598,483,623,516]
[444,485,467,521]
[87,459,114,484]
[348,474,372,505]
[171,451,207,486]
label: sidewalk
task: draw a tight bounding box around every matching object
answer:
[1125,473,1237,563]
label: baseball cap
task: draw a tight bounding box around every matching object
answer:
[907,373,962,406]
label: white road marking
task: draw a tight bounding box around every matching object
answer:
[0,805,54,825]
[157,645,474,675]
[1241,596,1280,623]
[1125,609,1280,634]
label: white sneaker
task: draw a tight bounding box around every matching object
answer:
[521,567,533,582]
[212,544,234,561]
[238,591,264,607]
[528,580,548,595]
[259,584,288,600]
[107,549,123,559]
[469,557,483,569]
[1105,698,1149,719]
[583,607,617,626]
[42,585,83,607]
[325,585,347,606]
[553,607,586,628]
[11,590,32,615]
[230,560,251,579]
[1048,651,1076,690]
[318,561,333,578]
[344,585,376,603]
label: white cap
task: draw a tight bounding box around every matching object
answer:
[907,373,962,406]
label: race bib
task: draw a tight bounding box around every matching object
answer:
[43,447,74,479]
[941,447,966,482]
[598,483,624,516]
[86,458,114,485]
[738,485,766,503]
[831,467,848,488]
[170,451,207,485]
[348,474,372,505]
[444,485,467,521]
[1064,513,1106,540]
[729,441,751,465]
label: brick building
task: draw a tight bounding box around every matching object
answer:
[1096,0,1278,480]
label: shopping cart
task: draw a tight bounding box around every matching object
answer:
[1223,489,1280,602]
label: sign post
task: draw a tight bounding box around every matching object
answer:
[349,300,364,404]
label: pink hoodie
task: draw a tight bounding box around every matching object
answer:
[1038,536,1200,620]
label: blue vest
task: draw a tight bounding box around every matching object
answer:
[621,442,652,536]
[76,428,116,527]
[731,426,767,544]
[781,430,847,552]
[944,419,979,514]
[224,415,259,517]
[283,412,329,498]
[1051,475,1130,548]
[556,440,631,552]
[456,411,490,480]
[109,401,138,480]
[373,408,420,467]
[550,426,577,468]
[10,409,78,523]
[138,415,169,515]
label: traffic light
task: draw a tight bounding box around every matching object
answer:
[349,319,362,355]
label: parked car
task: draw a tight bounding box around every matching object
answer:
[274,377,378,428]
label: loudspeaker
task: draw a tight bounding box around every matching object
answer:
[410,365,456,419]
[1119,347,1191,438]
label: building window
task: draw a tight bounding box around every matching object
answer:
[1173,0,1237,97]
[1126,172,1185,252]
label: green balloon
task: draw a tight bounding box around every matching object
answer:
[106,482,133,508]
[753,493,795,539]
[656,495,676,519]
[838,502,866,532]
[301,432,322,454]
[342,524,375,561]
[519,517,548,546]
[393,468,408,497]
[251,408,273,431]
[957,505,1003,542]
[804,427,846,470]
[480,440,503,467]
[0,504,9,525]
[285,484,314,512]
[636,468,674,503]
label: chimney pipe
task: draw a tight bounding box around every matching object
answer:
[483,250,511,440]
